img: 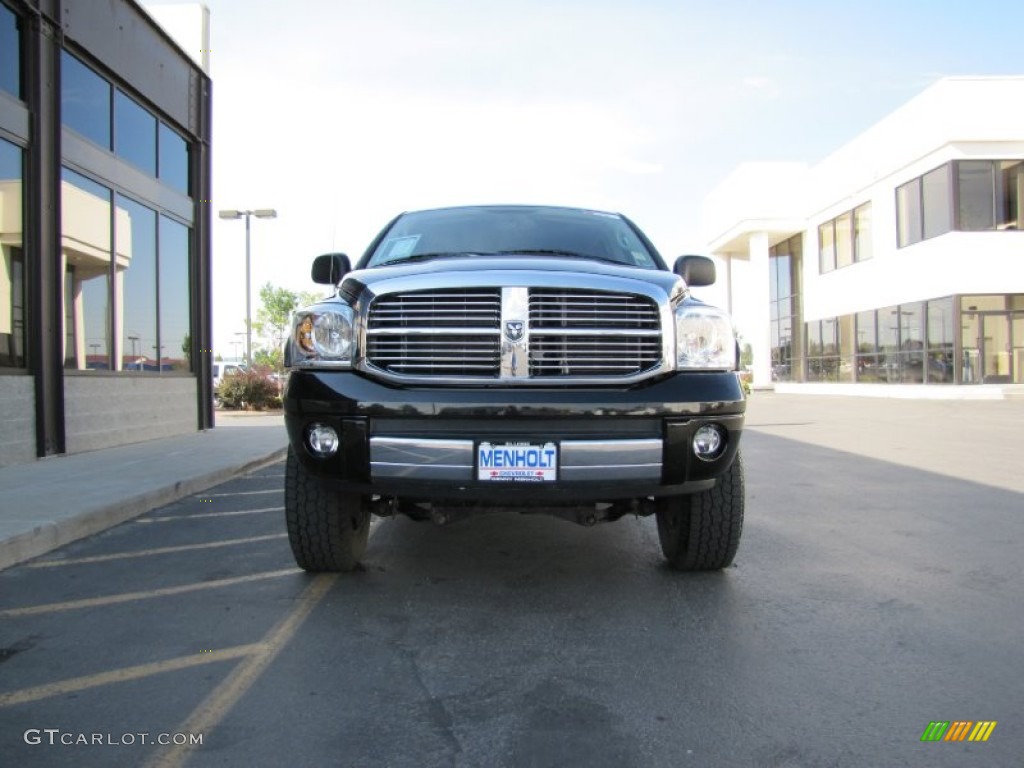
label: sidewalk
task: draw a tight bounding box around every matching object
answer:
[0,411,288,572]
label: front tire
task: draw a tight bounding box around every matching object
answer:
[656,452,744,571]
[285,447,370,572]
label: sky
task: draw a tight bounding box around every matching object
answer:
[156,0,1023,357]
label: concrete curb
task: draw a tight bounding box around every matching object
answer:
[0,447,287,572]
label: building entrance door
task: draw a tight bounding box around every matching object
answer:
[970,312,1024,384]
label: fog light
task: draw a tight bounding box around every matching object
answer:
[306,424,340,457]
[693,424,725,461]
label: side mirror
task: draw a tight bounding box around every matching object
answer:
[673,255,716,287]
[311,253,351,285]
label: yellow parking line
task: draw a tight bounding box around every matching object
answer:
[0,644,264,707]
[145,574,337,768]
[26,534,288,568]
[137,506,283,522]
[0,568,301,618]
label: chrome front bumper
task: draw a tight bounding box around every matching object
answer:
[370,437,663,483]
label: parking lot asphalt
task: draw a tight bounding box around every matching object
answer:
[743,392,1024,494]
[0,391,1021,767]
[0,411,287,572]
[3,393,1022,574]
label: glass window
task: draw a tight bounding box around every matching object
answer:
[115,91,157,176]
[898,303,924,383]
[116,195,157,371]
[818,221,835,273]
[896,178,922,247]
[999,161,1022,230]
[961,294,1006,312]
[769,251,780,303]
[835,212,853,269]
[853,204,872,262]
[806,320,821,358]
[960,310,980,384]
[922,166,952,240]
[159,216,192,371]
[772,318,791,380]
[61,51,111,150]
[805,320,821,382]
[776,252,791,300]
[927,297,954,349]
[838,315,855,383]
[821,317,838,356]
[0,4,21,99]
[818,316,839,382]
[878,305,900,381]
[926,297,954,383]
[158,123,190,195]
[62,168,112,370]
[856,311,877,354]
[856,310,879,382]
[1,139,25,367]
[958,161,996,231]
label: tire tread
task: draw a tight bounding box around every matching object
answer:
[285,448,368,572]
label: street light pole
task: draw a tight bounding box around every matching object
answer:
[218,208,277,368]
[245,212,251,368]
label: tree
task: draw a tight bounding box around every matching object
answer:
[251,284,328,375]
[254,346,283,371]
[741,342,753,369]
[253,283,300,353]
[298,290,323,308]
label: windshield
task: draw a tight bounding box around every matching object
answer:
[364,206,662,270]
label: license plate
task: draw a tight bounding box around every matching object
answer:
[477,442,557,482]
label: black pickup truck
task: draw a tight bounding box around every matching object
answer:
[282,205,745,572]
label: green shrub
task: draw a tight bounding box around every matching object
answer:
[737,371,753,396]
[217,369,279,410]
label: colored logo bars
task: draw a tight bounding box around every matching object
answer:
[921,721,997,742]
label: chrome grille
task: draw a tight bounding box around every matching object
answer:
[529,335,662,376]
[528,289,660,330]
[364,286,663,381]
[367,289,501,329]
[528,289,662,377]
[366,289,502,377]
[366,334,500,376]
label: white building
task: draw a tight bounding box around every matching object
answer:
[704,77,1024,397]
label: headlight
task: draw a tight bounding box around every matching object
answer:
[675,304,736,370]
[289,305,354,368]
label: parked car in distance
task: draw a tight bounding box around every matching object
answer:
[212,362,246,389]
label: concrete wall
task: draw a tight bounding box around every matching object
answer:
[0,376,37,466]
[64,376,197,455]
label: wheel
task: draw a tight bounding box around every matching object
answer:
[285,447,370,572]
[656,452,744,571]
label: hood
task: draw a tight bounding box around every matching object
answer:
[337,254,683,305]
